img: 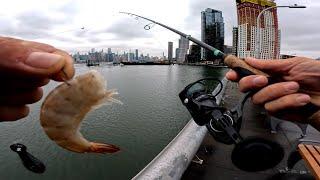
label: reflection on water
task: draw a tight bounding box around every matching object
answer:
[0,64,227,180]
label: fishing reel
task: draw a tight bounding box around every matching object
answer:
[179,78,284,172]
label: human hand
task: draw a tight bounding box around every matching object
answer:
[0,36,74,121]
[226,57,320,129]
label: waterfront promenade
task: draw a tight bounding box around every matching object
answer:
[182,81,319,179]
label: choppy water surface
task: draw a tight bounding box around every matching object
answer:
[0,64,226,180]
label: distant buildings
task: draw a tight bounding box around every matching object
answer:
[201,8,225,61]
[135,49,139,61]
[107,48,114,62]
[236,0,280,59]
[224,45,233,55]
[72,48,161,64]
[88,49,104,62]
[176,36,190,63]
[168,42,173,63]
[232,27,238,56]
[186,44,201,63]
[128,51,135,62]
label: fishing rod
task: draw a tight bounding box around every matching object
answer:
[120,11,319,133]
[119,11,269,79]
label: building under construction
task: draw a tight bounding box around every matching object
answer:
[236,0,280,59]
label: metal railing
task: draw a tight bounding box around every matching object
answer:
[133,78,228,180]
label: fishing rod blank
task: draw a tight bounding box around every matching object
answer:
[119,11,268,78]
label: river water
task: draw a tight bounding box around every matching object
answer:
[0,64,227,180]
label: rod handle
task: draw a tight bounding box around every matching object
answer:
[224,55,269,78]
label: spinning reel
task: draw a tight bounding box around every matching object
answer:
[179,78,284,172]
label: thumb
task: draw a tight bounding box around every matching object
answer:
[24,52,66,76]
[4,51,73,80]
[0,37,74,80]
[25,51,75,81]
[245,57,294,74]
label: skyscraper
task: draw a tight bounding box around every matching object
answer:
[201,8,224,61]
[236,0,280,59]
[135,49,139,61]
[186,44,201,63]
[232,27,238,56]
[168,42,173,63]
[107,48,113,62]
[176,36,189,63]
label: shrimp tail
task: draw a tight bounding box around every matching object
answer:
[89,142,120,153]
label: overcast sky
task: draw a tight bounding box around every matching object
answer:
[0,0,318,58]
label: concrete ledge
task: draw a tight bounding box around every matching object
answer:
[133,78,228,180]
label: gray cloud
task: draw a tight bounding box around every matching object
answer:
[15,11,67,30]
[278,5,320,56]
[104,19,153,40]
[0,2,78,41]
[86,36,103,43]
[70,18,154,44]
[0,16,50,39]
[51,36,83,44]
[55,0,79,16]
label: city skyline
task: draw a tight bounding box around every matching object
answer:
[0,0,317,58]
[73,47,162,63]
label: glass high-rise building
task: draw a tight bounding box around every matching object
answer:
[168,42,173,63]
[107,48,113,62]
[135,49,139,61]
[232,27,239,56]
[186,44,201,63]
[201,8,224,61]
[176,36,189,63]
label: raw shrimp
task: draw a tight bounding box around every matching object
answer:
[40,70,120,154]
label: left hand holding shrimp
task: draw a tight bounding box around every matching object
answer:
[0,36,75,122]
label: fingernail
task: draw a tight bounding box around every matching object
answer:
[253,76,267,86]
[297,95,310,105]
[285,82,299,91]
[25,52,62,69]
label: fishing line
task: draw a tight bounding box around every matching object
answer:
[32,26,87,40]
[129,14,167,57]
[132,14,181,130]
